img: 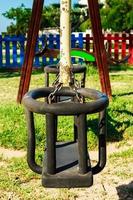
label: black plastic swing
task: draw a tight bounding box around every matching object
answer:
[22,87,108,188]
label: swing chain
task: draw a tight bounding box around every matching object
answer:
[48,82,63,104]
[72,86,84,103]
[48,68,83,104]
[70,70,84,103]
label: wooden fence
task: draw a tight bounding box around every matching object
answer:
[0,33,133,69]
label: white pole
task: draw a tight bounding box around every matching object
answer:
[59,0,71,86]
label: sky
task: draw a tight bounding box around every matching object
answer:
[0,0,78,33]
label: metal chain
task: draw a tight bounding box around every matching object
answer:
[73,87,84,103]
[71,69,84,103]
[48,66,83,104]
[52,74,60,87]
[48,82,63,104]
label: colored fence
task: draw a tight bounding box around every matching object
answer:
[0,33,133,69]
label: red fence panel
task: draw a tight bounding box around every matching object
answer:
[114,33,119,60]
[128,34,133,65]
[122,33,126,58]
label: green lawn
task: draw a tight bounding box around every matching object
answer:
[0,65,133,199]
[0,66,133,150]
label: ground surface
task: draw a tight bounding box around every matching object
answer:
[0,140,133,200]
[0,67,133,199]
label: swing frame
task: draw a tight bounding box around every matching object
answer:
[17,0,112,103]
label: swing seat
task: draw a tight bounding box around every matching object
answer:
[44,64,86,88]
[22,87,109,188]
[42,141,93,188]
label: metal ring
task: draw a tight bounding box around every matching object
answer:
[44,65,86,74]
[22,87,109,115]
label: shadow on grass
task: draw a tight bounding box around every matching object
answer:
[110,64,133,72]
[116,181,133,200]
[0,68,44,79]
[107,111,132,142]
[0,70,21,78]
[87,109,132,142]
[113,92,133,98]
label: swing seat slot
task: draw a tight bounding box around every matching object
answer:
[42,141,93,188]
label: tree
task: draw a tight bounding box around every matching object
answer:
[100,0,133,32]
[41,3,89,32]
[40,4,60,30]
[3,3,90,35]
[2,4,31,35]
[71,3,104,32]
[71,4,89,32]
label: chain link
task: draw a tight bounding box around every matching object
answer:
[48,67,83,104]
[48,82,63,104]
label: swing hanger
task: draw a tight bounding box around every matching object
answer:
[48,72,84,104]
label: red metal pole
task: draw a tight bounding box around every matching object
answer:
[128,33,133,65]
[17,0,44,103]
[87,0,112,98]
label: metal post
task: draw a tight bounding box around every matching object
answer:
[59,0,71,85]
[46,113,56,174]
[87,0,112,98]
[98,110,107,168]
[45,72,49,87]
[17,0,44,103]
[77,114,88,174]
[25,109,42,174]
[92,109,106,174]
[74,116,78,141]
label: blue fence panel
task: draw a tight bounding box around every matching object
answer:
[0,33,87,69]
[54,34,60,64]
[19,35,25,66]
[5,37,10,67]
[12,40,17,66]
[34,38,40,67]
[71,33,85,64]
[56,34,60,49]
[48,34,54,48]
[0,35,26,69]
[38,34,47,66]
[77,33,84,63]
[71,34,76,64]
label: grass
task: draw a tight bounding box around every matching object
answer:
[109,148,133,160]
[0,64,133,199]
[0,65,133,150]
[108,148,133,179]
[0,156,76,200]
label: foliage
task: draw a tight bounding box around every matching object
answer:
[2,4,31,35]
[71,4,89,32]
[101,0,133,32]
[2,1,133,34]
[2,3,89,35]
[40,4,60,30]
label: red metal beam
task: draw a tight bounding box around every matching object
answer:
[17,0,44,103]
[87,0,112,98]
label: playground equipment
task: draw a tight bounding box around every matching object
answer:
[17,0,112,103]
[23,87,108,187]
[21,0,109,188]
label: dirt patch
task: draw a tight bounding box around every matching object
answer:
[0,147,26,159]
[0,141,133,200]
[89,140,133,162]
